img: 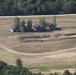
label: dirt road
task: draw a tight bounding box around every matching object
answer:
[0,43,76,74]
[0,14,76,18]
[0,44,76,56]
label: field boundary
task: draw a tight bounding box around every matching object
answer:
[0,14,76,18]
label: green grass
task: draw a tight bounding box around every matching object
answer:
[38,65,68,71]
[38,65,51,71]
[0,47,37,68]
[0,47,18,65]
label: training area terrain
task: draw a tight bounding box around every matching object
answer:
[0,14,76,74]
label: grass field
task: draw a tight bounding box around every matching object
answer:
[0,14,76,74]
[1,46,76,74]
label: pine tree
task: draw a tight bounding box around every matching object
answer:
[49,73,53,75]
[19,20,26,32]
[39,17,47,30]
[16,58,22,68]
[54,72,59,75]
[63,70,71,75]
[14,17,20,28]
[27,19,32,31]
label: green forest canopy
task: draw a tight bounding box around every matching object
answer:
[0,59,76,75]
[0,0,76,15]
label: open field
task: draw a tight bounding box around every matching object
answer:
[0,14,76,74]
[1,45,76,74]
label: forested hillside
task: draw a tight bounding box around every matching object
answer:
[0,0,76,15]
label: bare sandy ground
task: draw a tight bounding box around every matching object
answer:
[0,14,76,18]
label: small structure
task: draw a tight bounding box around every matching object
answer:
[10,25,19,32]
[47,23,56,31]
[33,24,42,32]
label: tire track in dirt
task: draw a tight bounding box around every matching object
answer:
[0,44,76,56]
[1,44,76,74]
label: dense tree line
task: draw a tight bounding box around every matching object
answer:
[0,59,76,75]
[0,0,76,15]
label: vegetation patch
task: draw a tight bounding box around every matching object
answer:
[12,38,76,53]
[38,65,51,71]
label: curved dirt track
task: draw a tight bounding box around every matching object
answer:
[0,44,76,56]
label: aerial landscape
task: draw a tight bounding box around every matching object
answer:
[0,0,76,75]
